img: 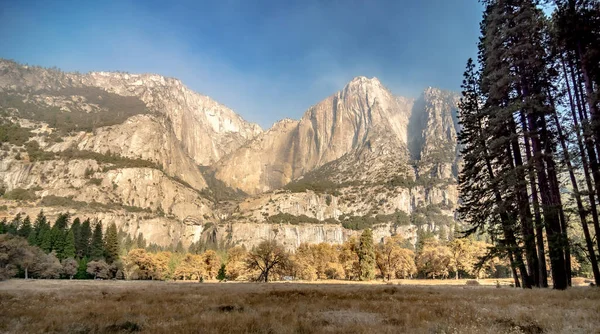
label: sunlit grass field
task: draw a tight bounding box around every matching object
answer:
[1,279,599,333]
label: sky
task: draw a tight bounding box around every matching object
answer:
[0,0,483,129]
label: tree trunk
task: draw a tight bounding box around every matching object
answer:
[565,59,600,250]
[577,42,600,145]
[477,117,531,288]
[573,62,600,207]
[568,59,600,253]
[508,113,539,287]
[25,267,28,280]
[549,85,600,286]
[519,109,548,287]
[508,250,521,288]
[526,112,567,290]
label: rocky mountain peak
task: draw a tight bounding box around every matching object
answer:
[346,76,382,87]
[341,76,388,102]
[0,60,462,250]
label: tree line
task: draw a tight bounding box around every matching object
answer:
[0,211,123,280]
[1,211,525,282]
[458,0,600,289]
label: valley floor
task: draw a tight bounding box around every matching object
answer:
[0,280,598,334]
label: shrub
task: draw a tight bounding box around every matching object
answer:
[40,195,150,213]
[59,149,159,170]
[466,280,480,286]
[0,123,31,146]
[0,88,150,135]
[3,188,37,201]
[88,178,102,186]
[266,213,333,225]
[26,141,55,161]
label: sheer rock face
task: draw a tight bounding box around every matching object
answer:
[215,77,416,194]
[50,115,208,191]
[0,60,262,166]
[0,157,214,223]
[217,221,418,251]
[0,59,461,249]
[77,72,262,165]
[412,87,461,180]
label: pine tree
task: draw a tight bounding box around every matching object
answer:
[175,240,185,254]
[463,0,571,289]
[457,57,531,288]
[75,257,90,279]
[104,223,120,264]
[39,226,52,253]
[0,218,7,234]
[27,228,37,246]
[77,219,92,258]
[70,217,81,254]
[50,225,66,257]
[33,210,48,246]
[63,229,76,259]
[357,229,375,281]
[50,213,70,256]
[90,222,105,260]
[18,215,32,239]
[136,232,146,249]
[217,264,227,281]
[8,213,22,235]
[53,213,70,230]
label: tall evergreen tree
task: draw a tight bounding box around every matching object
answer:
[50,225,66,257]
[90,222,105,260]
[357,229,375,281]
[136,232,147,249]
[77,219,92,259]
[70,217,81,253]
[18,215,32,239]
[27,228,37,246]
[457,58,531,288]
[50,213,70,256]
[33,210,48,246]
[104,223,120,264]
[62,229,76,259]
[53,213,70,230]
[8,213,22,235]
[75,257,90,279]
[39,225,52,253]
[0,218,6,234]
[460,0,572,289]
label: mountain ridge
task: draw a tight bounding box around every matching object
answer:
[0,59,460,250]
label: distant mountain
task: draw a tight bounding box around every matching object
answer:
[0,59,460,249]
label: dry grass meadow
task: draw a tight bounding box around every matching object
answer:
[0,279,599,334]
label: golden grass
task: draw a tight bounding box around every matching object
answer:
[0,279,599,333]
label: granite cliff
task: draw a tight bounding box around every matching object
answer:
[0,60,460,250]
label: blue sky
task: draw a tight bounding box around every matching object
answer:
[0,0,482,128]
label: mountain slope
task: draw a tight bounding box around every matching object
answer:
[214,77,415,194]
[0,60,461,250]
